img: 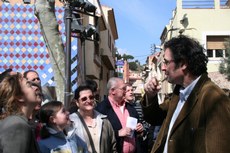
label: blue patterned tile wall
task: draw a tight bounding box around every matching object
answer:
[0,3,78,91]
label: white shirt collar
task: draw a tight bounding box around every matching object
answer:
[179,76,201,102]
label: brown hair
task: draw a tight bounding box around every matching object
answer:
[0,73,24,119]
[39,101,63,139]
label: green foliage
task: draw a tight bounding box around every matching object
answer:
[129,61,138,71]
[221,38,230,80]
[219,61,226,74]
[225,39,230,80]
[115,52,134,61]
[115,50,144,72]
[226,49,230,80]
[115,47,122,60]
[122,54,134,61]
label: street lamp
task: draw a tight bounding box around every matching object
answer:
[82,0,97,13]
[70,13,83,33]
[69,0,97,13]
[61,0,98,107]
[83,24,96,37]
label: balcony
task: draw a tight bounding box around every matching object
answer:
[100,48,115,70]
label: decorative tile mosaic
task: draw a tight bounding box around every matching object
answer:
[0,3,78,91]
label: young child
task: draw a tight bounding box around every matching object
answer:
[38,101,88,153]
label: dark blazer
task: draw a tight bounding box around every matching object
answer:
[142,73,230,153]
[96,98,141,153]
[0,115,40,153]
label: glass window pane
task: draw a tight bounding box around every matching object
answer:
[216,49,223,57]
[207,49,213,57]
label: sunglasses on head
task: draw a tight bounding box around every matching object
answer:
[79,95,94,102]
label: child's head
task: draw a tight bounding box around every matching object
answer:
[39,101,70,131]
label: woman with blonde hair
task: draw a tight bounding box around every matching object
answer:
[0,73,42,153]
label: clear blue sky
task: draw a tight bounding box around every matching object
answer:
[100,0,176,64]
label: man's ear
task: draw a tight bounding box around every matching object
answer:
[180,60,188,70]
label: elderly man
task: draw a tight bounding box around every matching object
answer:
[96,77,144,153]
[141,35,230,153]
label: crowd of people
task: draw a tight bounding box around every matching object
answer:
[0,35,230,153]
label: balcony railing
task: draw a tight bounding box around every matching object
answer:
[182,0,215,9]
[220,0,230,8]
[182,0,229,9]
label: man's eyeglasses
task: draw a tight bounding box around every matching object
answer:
[79,95,94,102]
[31,77,40,82]
[162,59,175,66]
[115,86,126,91]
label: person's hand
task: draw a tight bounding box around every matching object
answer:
[135,123,143,133]
[144,77,161,98]
[118,127,132,137]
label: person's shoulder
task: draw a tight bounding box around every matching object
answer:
[202,78,226,95]
[69,112,79,121]
[69,112,77,117]
[38,137,53,152]
[39,135,53,142]
[96,98,110,109]
[98,98,108,105]
[94,110,107,119]
[3,115,26,121]
[126,102,138,110]
[0,115,31,139]
[0,115,29,129]
[38,135,57,146]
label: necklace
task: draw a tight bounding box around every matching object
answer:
[87,119,97,128]
[87,119,97,136]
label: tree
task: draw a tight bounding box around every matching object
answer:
[115,50,142,71]
[219,61,226,74]
[122,54,134,61]
[129,60,143,71]
[225,38,230,80]
[115,47,122,60]
[219,38,230,80]
[35,0,65,103]
[129,61,138,71]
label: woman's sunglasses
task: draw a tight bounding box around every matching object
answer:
[79,95,94,102]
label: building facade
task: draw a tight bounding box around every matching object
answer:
[161,0,230,72]
[0,0,118,102]
[77,1,118,99]
[144,0,230,100]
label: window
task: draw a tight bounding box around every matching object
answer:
[207,49,226,58]
[108,30,111,50]
[207,49,213,57]
[207,35,230,58]
[216,49,223,57]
